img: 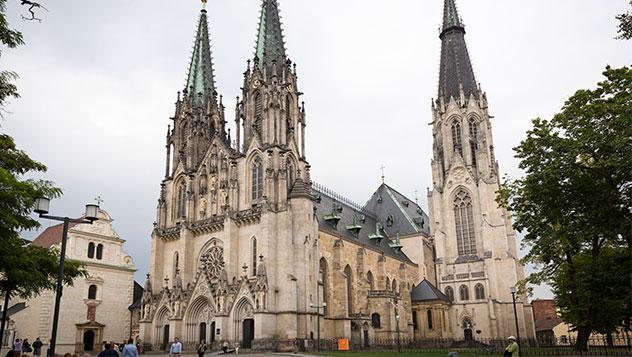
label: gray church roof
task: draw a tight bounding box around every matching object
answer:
[313,182,430,265]
[438,0,478,101]
[411,279,450,303]
[363,183,430,238]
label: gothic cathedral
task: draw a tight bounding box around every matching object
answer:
[139,0,535,351]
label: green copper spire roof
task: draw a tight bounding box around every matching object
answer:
[438,0,478,101]
[255,0,287,75]
[186,9,216,107]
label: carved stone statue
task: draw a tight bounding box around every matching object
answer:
[219,188,228,207]
[199,197,207,217]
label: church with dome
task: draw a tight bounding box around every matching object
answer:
[138,0,536,351]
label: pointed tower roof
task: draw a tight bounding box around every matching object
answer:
[185,8,216,107]
[438,0,478,101]
[255,0,287,76]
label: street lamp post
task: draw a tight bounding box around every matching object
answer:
[34,198,99,357]
[310,273,327,352]
[510,287,522,357]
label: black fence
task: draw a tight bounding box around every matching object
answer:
[302,336,632,356]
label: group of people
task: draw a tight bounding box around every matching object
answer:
[5,338,44,357]
[168,337,238,356]
[96,339,139,357]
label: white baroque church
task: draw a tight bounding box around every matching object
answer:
[139,0,535,351]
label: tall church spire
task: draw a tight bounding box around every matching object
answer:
[185,7,216,108]
[255,0,287,76]
[438,0,478,101]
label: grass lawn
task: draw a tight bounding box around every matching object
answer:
[310,352,479,357]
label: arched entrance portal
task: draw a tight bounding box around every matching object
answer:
[233,298,255,349]
[83,330,95,351]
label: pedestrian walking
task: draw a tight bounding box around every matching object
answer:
[169,337,182,357]
[22,339,32,356]
[121,339,138,357]
[504,336,519,357]
[32,338,43,357]
[196,340,207,357]
[13,339,23,357]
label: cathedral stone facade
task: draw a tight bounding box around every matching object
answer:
[139,0,535,351]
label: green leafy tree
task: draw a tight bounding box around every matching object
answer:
[0,0,86,344]
[617,1,632,40]
[498,66,632,351]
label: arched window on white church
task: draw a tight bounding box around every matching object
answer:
[468,118,478,166]
[454,189,476,255]
[251,156,264,201]
[177,183,186,218]
[451,120,463,157]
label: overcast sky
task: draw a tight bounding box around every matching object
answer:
[2,0,630,299]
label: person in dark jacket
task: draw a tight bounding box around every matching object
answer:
[32,338,43,357]
[97,344,119,357]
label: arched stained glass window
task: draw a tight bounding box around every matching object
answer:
[451,120,463,156]
[371,313,381,328]
[319,258,329,316]
[427,309,433,329]
[251,156,264,201]
[177,183,187,218]
[454,189,476,255]
[475,283,485,300]
[459,284,470,301]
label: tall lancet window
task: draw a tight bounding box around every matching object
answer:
[251,156,264,201]
[451,120,463,156]
[177,183,187,218]
[454,189,476,255]
[468,118,478,166]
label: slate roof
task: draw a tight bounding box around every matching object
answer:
[411,279,450,303]
[438,0,478,101]
[185,8,216,108]
[255,0,287,77]
[32,222,79,248]
[363,183,430,238]
[313,182,430,265]
[129,281,144,310]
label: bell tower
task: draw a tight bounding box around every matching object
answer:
[428,0,535,340]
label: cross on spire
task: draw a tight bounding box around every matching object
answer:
[380,164,386,184]
[95,195,104,206]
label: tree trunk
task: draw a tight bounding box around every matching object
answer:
[575,326,591,352]
[0,290,10,348]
